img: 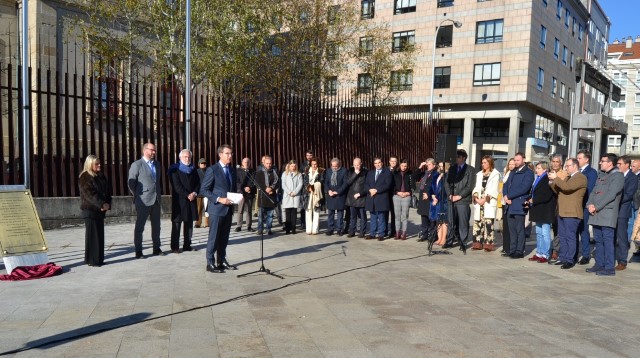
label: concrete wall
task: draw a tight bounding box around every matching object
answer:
[34,195,173,230]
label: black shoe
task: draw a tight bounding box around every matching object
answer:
[442,243,453,249]
[347,233,355,238]
[171,249,181,254]
[267,230,274,235]
[501,252,510,257]
[337,232,344,237]
[326,231,334,236]
[152,250,166,256]
[585,265,604,273]
[206,264,224,273]
[358,234,365,238]
[286,231,291,235]
[247,228,255,232]
[257,230,263,235]
[388,232,396,239]
[633,250,640,257]
[223,260,238,270]
[292,230,297,235]
[578,257,590,265]
[135,252,144,259]
[561,263,575,269]
[548,257,559,265]
[182,246,196,252]
[377,236,385,241]
[510,253,524,259]
[235,227,242,232]
[554,261,564,266]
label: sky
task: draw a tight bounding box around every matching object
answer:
[597,0,639,43]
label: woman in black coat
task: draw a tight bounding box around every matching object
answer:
[415,159,437,241]
[528,161,556,263]
[79,155,112,267]
[169,149,200,253]
[345,158,368,238]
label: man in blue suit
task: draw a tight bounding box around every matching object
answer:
[576,150,599,265]
[324,158,349,236]
[365,157,393,241]
[503,152,534,258]
[201,144,237,273]
[614,155,638,271]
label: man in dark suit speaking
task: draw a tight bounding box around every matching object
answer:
[201,144,237,273]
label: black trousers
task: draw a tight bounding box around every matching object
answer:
[420,215,432,239]
[84,214,105,266]
[502,212,511,253]
[285,208,297,232]
[171,220,193,250]
[134,200,162,253]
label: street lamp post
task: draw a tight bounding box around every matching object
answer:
[429,19,462,124]
[185,0,192,150]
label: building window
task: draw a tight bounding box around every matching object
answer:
[394,0,416,14]
[393,30,416,52]
[473,63,501,86]
[434,66,451,88]
[632,137,639,152]
[328,5,340,24]
[91,55,120,116]
[357,73,372,94]
[325,76,338,95]
[390,70,413,91]
[562,46,568,65]
[613,72,628,87]
[476,19,504,44]
[554,38,559,59]
[608,135,621,147]
[578,24,583,41]
[537,67,544,91]
[540,25,547,49]
[326,42,338,60]
[636,93,640,108]
[437,0,454,8]
[435,26,453,48]
[359,36,373,56]
[551,77,557,97]
[634,115,640,126]
[361,0,375,19]
[572,17,577,36]
[611,94,626,108]
[565,9,570,28]
[556,0,562,19]
[570,52,574,71]
[542,0,547,7]
[535,113,554,141]
[560,82,566,103]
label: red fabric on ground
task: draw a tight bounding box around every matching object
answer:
[0,263,63,281]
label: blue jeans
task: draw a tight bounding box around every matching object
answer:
[327,209,344,233]
[593,225,615,271]
[628,208,637,240]
[558,217,580,264]
[535,223,551,258]
[616,216,630,264]
[369,211,387,238]
[257,207,274,231]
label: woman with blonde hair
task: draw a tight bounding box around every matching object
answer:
[471,155,501,252]
[281,160,303,234]
[79,155,112,267]
[302,158,325,235]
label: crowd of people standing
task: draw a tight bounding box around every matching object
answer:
[78,143,640,277]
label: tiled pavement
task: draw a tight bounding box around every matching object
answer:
[1,211,639,357]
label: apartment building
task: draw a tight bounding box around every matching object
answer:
[606,37,640,156]
[336,0,615,168]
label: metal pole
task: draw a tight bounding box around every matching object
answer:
[20,0,30,189]
[184,0,192,150]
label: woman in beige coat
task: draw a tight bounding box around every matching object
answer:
[471,155,501,252]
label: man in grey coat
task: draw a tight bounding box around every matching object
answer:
[585,153,625,276]
[128,142,164,258]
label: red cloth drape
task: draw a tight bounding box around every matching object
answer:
[0,263,63,281]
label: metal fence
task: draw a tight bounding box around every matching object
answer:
[1,64,442,197]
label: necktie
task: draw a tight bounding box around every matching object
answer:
[223,166,232,189]
[148,161,156,181]
[375,170,380,181]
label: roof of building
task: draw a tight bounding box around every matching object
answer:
[609,37,640,60]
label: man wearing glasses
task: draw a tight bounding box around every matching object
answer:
[614,155,638,271]
[584,153,624,276]
[548,158,587,269]
[548,154,567,264]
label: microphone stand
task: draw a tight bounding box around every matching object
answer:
[237,169,284,279]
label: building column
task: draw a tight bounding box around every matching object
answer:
[593,128,602,164]
[462,117,474,161]
[620,134,627,155]
[508,116,520,158]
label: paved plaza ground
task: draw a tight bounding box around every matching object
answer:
[1,211,639,357]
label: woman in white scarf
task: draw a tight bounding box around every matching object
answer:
[303,159,324,235]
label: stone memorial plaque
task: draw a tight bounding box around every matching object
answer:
[0,190,48,257]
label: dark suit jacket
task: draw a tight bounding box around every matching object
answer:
[581,165,598,205]
[619,171,639,218]
[365,168,393,212]
[529,173,556,223]
[169,166,200,222]
[324,167,349,210]
[503,165,534,215]
[201,162,237,217]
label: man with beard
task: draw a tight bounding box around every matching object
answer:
[502,152,534,258]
